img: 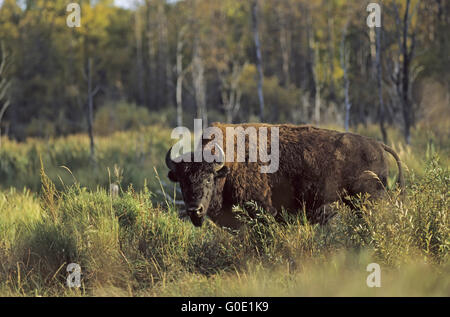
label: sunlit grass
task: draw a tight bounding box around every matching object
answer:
[0,124,448,296]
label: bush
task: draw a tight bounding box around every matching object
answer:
[0,125,448,296]
[333,156,449,266]
[0,126,173,201]
[239,64,302,123]
[94,101,174,136]
[94,101,153,136]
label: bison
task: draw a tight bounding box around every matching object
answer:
[166,123,404,228]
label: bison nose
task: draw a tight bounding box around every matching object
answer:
[187,204,204,217]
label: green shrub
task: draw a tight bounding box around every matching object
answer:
[0,125,448,296]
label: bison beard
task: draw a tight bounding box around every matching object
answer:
[166,123,404,228]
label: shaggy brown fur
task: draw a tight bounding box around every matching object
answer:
[167,123,404,228]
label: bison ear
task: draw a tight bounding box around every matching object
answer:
[215,166,229,179]
[168,171,178,182]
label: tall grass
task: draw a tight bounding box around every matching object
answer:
[0,157,448,296]
[0,125,172,197]
[0,124,448,296]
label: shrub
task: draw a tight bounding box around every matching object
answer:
[0,125,448,296]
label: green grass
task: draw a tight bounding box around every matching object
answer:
[0,124,448,296]
[0,125,172,196]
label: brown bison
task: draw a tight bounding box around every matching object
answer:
[166,123,404,228]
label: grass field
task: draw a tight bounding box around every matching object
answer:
[0,124,448,296]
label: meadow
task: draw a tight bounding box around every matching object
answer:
[0,124,448,296]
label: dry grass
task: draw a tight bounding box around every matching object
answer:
[0,124,448,296]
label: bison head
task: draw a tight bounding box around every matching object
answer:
[165,144,229,227]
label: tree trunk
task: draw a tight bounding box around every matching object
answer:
[0,100,10,149]
[394,0,416,145]
[135,7,145,106]
[327,8,336,101]
[221,63,244,124]
[0,42,11,149]
[313,41,321,125]
[402,0,412,144]
[305,7,316,122]
[280,27,291,87]
[146,0,156,109]
[176,26,187,127]
[277,4,291,87]
[252,0,265,122]
[369,27,377,76]
[157,0,168,110]
[340,22,351,132]
[193,40,207,128]
[86,58,99,163]
[375,26,388,144]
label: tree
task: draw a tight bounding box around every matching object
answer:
[340,21,351,132]
[0,0,446,143]
[0,42,11,148]
[209,0,249,123]
[77,1,112,162]
[276,1,292,87]
[156,0,169,110]
[251,0,265,122]
[393,0,419,144]
[175,25,188,126]
[220,62,245,123]
[85,57,100,163]
[134,4,145,106]
[375,24,388,144]
[192,40,207,127]
[326,1,336,102]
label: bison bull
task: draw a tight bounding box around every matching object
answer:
[166,123,404,228]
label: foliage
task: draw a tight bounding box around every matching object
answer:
[0,125,173,196]
[94,101,172,136]
[0,126,448,296]
[0,0,448,139]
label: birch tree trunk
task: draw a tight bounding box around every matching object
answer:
[277,4,291,87]
[135,7,145,106]
[252,0,265,122]
[146,0,156,109]
[340,22,351,132]
[176,26,187,127]
[305,7,316,123]
[221,62,244,124]
[86,58,99,163]
[0,100,10,150]
[193,40,207,128]
[313,40,321,125]
[327,6,336,101]
[376,25,388,144]
[401,0,413,145]
[394,0,416,145]
[157,0,168,109]
[0,42,11,149]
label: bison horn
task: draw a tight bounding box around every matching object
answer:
[214,143,225,171]
[165,146,176,171]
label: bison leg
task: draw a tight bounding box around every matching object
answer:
[307,204,337,225]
